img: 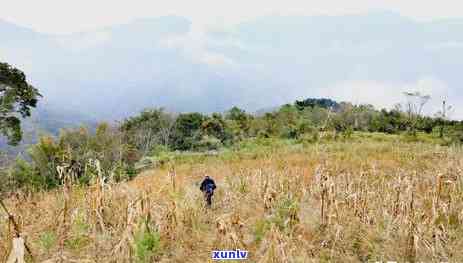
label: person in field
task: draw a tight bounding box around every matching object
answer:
[200,175,216,208]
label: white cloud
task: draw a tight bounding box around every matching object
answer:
[159,24,235,67]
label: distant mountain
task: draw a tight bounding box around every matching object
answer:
[0,103,97,156]
[25,102,98,135]
[1,12,463,122]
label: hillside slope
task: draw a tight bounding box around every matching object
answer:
[1,139,462,262]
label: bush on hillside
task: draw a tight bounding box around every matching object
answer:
[7,123,139,191]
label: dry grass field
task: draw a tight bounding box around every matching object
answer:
[1,138,463,262]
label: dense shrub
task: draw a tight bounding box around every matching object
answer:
[118,99,462,155]
[6,123,138,191]
[170,113,205,151]
[193,135,222,151]
[443,125,463,145]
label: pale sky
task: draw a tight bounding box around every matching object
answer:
[2,0,463,34]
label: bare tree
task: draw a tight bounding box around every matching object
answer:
[403,91,431,134]
[133,121,174,155]
[120,109,175,155]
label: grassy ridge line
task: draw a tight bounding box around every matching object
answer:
[0,138,462,262]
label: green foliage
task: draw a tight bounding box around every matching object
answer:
[297,131,320,145]
[0,62,41,145]
[225,107,253,137]
[64,211,91,251]
[270,196,300,232]
[170,112,205,150]
[343,126,354,140]
[135,148,175,171]
[134,225,161,263]
[254,219,271,243]
[443,125,463,145]
[300,106,329,127]
[38,231,57,252]
[27,136,62,189]
[64,236,90,250]
[295,98,340,111]
[201,113,232,144]
[10,158,40,190]
[8,123,138,191]
[118,97,462,157]
[193,135,222,151]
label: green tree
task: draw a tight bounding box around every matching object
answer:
[295,98,340,111]
[201,113,231,143]
[225,107,252,136]
[0,62,41,145]
[170,113,205,150]
[300,106,329,127]
[274,104,299,138]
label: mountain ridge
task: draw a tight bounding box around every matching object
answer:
[1,12,463,121]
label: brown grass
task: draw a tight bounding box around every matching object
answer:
[1,140,463,262]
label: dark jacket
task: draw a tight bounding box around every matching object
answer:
[200,177,216,193]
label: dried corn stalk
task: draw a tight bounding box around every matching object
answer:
[6,237,25,263]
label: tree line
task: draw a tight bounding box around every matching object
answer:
[2,95,463,194]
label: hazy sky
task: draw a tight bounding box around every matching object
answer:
[2,0,463,119]
[2,0,463,34]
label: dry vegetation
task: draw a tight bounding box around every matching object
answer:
[1,139,463,262]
